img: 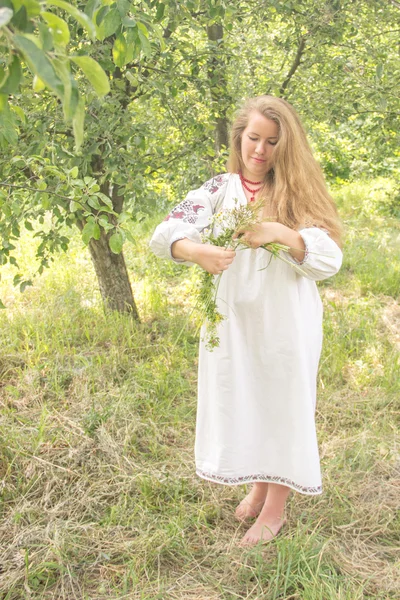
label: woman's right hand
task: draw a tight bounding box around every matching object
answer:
[171,239,235,274]
[195,244,236,274]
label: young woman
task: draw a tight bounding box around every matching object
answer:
[150,95,343,546]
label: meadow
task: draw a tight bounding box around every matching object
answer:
[0,180,399,600]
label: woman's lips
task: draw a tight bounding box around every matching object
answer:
[252,157,265,163]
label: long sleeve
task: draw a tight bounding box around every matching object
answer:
[150,174,230,265]
[286,227,343,281]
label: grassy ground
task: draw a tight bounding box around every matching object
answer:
[0,180,399,599]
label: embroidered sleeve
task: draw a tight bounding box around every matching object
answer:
[149,174,230,265]
[202,174,230,195]
[163,199,207,225]
[286,227,343,281]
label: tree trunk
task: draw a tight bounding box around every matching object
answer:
[207,23,229,152]
[86,226,139,318]
[81,155,140,319]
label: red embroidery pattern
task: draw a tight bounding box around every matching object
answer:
[202,173,229,194]
[196,469,322,495]
[296,237,309,265]
[164,200,205,224]
[163,174,229,223]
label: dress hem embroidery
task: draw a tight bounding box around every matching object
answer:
[196,469,322,495]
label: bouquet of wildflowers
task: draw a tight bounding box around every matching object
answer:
[198,198,306,350]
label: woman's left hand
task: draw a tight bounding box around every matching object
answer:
[233,222,283,249]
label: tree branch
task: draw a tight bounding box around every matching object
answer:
[0,183,78,204]
[279,36,307,97]
[0,181,86,210]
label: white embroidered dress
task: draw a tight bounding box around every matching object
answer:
[150,173,343,495]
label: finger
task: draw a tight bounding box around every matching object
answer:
[220,249,235,258]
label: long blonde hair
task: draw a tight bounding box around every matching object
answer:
[227,95,343,245]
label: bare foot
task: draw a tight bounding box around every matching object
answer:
[239,516,286,547]
[235,485,268,521]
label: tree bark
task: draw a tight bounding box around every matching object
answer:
[279,36,307,97]
[207,23,229,151]
[75,217,139,317]
[79,155,140,319]
[86,227,139,318]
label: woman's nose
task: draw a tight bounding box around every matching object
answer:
[255,141,265,155]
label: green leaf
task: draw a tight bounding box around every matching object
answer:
[136,21,149,37]
[13,35,64,97]
[0,6,13,27]
[11,6,27,30]
[0,55,22,95]
[109,231,123,254]
[112,33,127,67]
[20,280,33,293]
[92,223,101,240]
[117,211,129,223]
[81,220,96,244]
[0,95,18,144]
[32,74,45,91]
[122,16,136,27]
[18,0,40,19]
[155,3,164,22]
[98,216,113,230]
[116,0,130,16]
[37,179,47,190]
[19,34,42,48]
[0,297,6,309]
[70,166,78,178]
[53,58,78,120]
[97,205,114,214]
[96,192,113,208]
[70,55,110,97]
[88,195,101,209]
[72,95,85,150]
[84,0,100,19]
[10,104,25,122]
[98,7,121,39]
[95,5,109,26]
[69,200,80,212]
[38,22,53,52]
[137,28,152,57]
[42,12,70,47]
[45,0,96,39]
[124,230,135,243]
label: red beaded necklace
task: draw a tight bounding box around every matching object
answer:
[239,172,263,202]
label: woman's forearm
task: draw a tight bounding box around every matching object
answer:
[275,224,306,263]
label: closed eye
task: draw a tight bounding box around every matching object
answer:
[248,136,278,145]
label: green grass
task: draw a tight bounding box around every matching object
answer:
[0,179,399,599]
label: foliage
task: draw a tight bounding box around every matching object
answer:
[0,0,399,308]
[0,0,108,148]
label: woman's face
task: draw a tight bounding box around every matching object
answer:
[240,111,279,180]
